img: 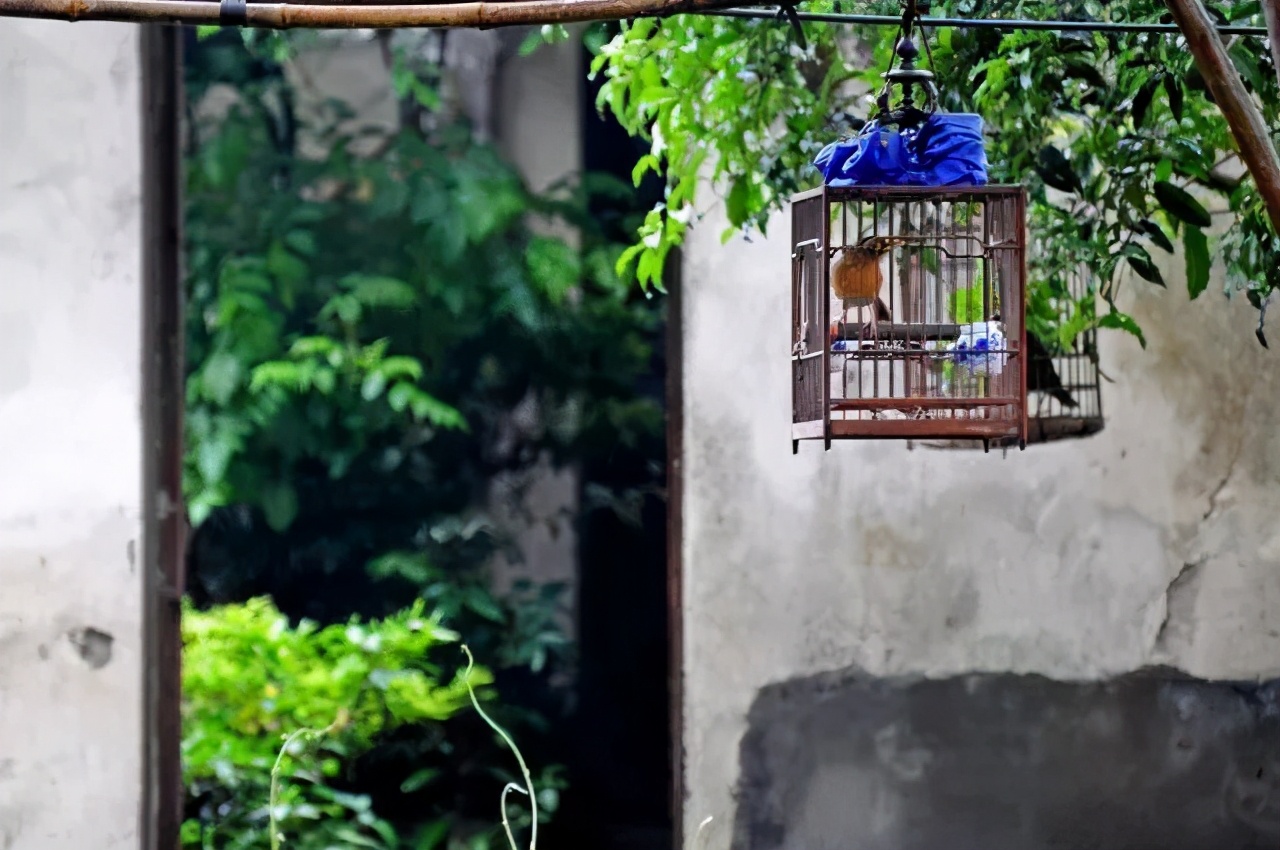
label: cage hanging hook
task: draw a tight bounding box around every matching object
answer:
[777,0,808,51]
[873,0,939,127]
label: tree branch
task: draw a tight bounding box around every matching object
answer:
[1166,0,1280,235]
[1264,0,1280,90]
[0,0,769,28]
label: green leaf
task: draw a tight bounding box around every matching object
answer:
[260,480,299,531]
[1162,74,1184,123]
[1229,41,1267,93]
[283,230,317,257]
[414,819,451,850]
[201,351,244,405]
[725,178,751,227]
[1131,78,1158,127]
[195,426,241,485]
[1035,145,1082,195]
[614,243,644,278]
[330,827,383,848]
[518,28,547,57]
[463,587,506,623]
[525,236,581,304]
[1124,244,1165,287]
[1099,310,1147,348]
[1184,226,1211,300]
[267,240,308,288]
[631,154,660,187]
[399,767,441,794]
[386,382,414,414]
[361,371,388,401]
[1153,181,1212,228]
[1137,219,1175,253]
[250,360,307,392]
[376,356,424,383]
[341,274,417,309]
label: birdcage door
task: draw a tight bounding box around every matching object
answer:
[792,192,828,443]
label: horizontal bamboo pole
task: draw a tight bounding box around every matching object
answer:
[0,0,765,28]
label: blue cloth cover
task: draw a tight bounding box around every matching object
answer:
[813,113,989,187]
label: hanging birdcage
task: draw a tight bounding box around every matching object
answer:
[791,6,1029,451]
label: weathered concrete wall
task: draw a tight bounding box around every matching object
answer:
[679,187,1280,848]
[0,21,145,850]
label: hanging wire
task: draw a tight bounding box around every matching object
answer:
[704,6,1269,36]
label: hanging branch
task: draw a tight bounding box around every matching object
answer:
[1164,0,1280,235]
[0,0,770,28]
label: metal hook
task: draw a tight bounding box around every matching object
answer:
[778,1,808,51]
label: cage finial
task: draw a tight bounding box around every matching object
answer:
[873,0,939,128]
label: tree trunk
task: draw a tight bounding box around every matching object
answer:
[1263,0,1280,90]
[1165,0,1280,235]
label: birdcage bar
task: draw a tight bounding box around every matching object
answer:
[791,184,1029,448]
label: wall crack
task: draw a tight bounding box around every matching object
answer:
[1203,440,1243,523]
[1154,557,1207,653]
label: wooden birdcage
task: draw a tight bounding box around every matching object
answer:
[790,184,1029,450]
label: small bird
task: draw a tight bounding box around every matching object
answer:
[989,311,1076,408]
[1027,331,1077,409]
[831,236,905,337]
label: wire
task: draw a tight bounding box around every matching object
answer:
[703,6,1269,37]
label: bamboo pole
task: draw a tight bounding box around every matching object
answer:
[0,0,765,27]
[1165,0,1280,235]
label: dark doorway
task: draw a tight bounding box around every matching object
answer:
[539,37,675,850]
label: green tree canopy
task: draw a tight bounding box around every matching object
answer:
[579,0,1280,345]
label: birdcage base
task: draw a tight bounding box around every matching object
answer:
[794,418,1022,442]
[916,415,1104,449]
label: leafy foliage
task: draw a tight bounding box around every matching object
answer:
[182,597,501,849]
[586,11,858,289]
[581,0,1280,344]
[183,27,663,850]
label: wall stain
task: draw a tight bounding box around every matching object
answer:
[733,666,1280,850]
[65,626,113,669]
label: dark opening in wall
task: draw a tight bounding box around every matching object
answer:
[540,33,675,850]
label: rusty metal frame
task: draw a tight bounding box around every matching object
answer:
[139,23,185,850]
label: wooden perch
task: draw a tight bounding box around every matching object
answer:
[0,0,765,28]
[838,322,962,343]
[1165,0,1280,235]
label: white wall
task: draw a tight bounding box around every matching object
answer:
[0,21,145,850]
[679,188,1280,847]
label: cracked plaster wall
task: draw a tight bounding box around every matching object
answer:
[0,22,144,850]
[679,189,1280,847]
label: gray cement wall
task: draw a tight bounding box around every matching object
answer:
[0,21,146,850]
[679,190,1280,848]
